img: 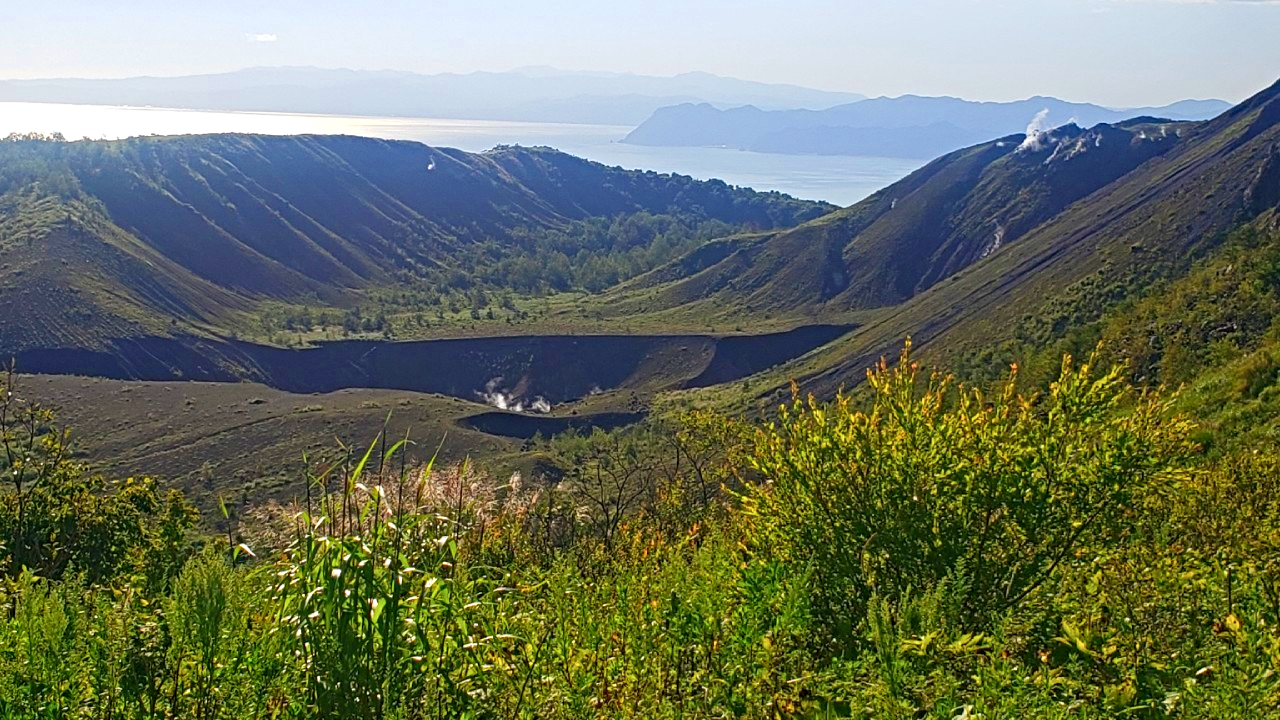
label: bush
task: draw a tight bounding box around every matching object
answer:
[746,343,1193,638]
[1234,348,1280,399]
[0,373,197,585]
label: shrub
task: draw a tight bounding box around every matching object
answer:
[8,350,1280,718]
[0,372,197,584]
[746,343,1193,638]
[1234,347,1280,399]
[167,549,250,719]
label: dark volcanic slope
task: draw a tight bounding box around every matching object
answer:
[0,135,830,353]
[606,118,1194,316]
[784,78,1280,398]
[12,326,852,406]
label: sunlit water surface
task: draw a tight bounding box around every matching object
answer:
[0,101,924,206]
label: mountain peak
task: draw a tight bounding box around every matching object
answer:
[1193,76,1280,147]
[1244,77,1280,114]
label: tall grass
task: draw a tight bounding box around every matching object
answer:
[272,438,514,718]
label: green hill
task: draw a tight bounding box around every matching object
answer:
[0,134,830,353]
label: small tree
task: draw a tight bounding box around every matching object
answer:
[561,430,657,549]
[0,371,196,584]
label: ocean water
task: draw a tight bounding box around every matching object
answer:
[0,101,923,206]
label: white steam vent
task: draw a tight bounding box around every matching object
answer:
[1018,109,1053,153]
[478,377,551,414]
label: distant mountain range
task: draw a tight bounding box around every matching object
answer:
[623,95,1233,158]
[0,66,865,126]
[2,67,1235,163]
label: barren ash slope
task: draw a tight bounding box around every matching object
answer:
[603,117,1194,318]
[625,77,1280,402]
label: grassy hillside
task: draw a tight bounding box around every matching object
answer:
[966,213,1280,452]
[599,118,1193,323]
[672,79,1280,410]
[0,134,831,353]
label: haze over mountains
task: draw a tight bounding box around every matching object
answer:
[0,66,865,126]
[624,95,1233,158]
[1,66,1232,165]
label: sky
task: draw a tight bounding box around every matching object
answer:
[1,0,1277,107]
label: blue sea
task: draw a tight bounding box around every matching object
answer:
[0,101,923,206]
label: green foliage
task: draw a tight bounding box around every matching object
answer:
[953,222,1280,451]
[471,213,740,294]
[545,410,753,546]
[747,343,1192,636]
[1234,346,1280,399]
[0,133,79,200]
[167,550,252,719]
[271,441,514,718]
[0,372,198,584]
[1099,224,1280,388]
[3,350,1280,718]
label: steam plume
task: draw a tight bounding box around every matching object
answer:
[478,377,552,414]
[1018,109,1053,153]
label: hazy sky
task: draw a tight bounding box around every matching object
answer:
[2,0,1277,106]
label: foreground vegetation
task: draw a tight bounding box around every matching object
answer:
[3,347,1278,719]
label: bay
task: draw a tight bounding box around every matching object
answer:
[0,101,923,206]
